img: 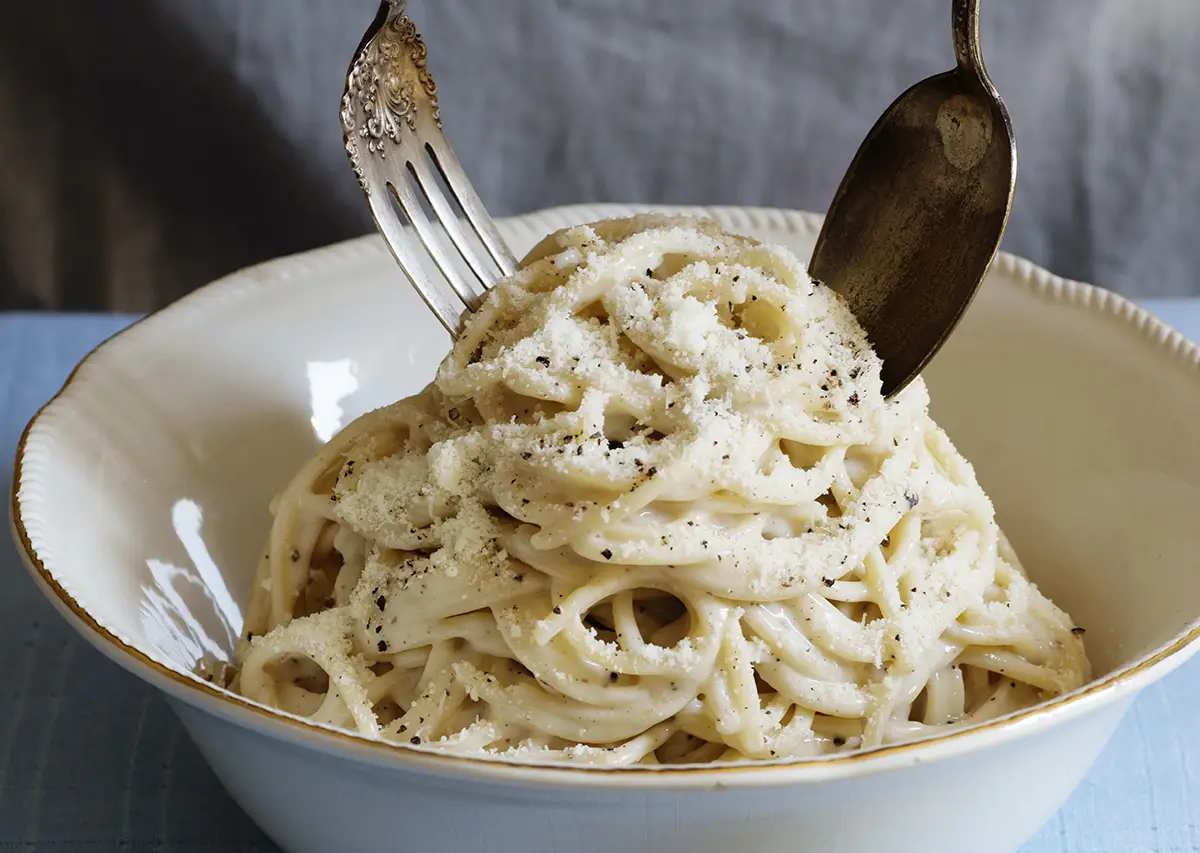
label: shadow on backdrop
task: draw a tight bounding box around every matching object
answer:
[0,1,366,311]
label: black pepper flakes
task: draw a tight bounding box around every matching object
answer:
[447,407,460,421]
[1071,627,1087,635]
[535,356,550,366]
[377,640,389,653]
[833,736,846,747]
[410,736,421,745]
[822,577,835,587]
[376,595,386,612]
[601,549,613,560]
[609,672,619,683]
[904,489,920,508]
[553,605,562,615]
[520,451,532,460]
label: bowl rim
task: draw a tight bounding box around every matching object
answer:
[11,202,1200,786]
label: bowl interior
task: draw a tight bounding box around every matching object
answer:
[16,204,1200,699]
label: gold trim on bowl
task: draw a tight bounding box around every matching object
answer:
[11,204,1200,783]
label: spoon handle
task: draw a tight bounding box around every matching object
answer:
[952,0,985,78]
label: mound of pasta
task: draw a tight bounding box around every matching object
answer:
[235,214,1089,765]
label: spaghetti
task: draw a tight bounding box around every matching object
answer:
[234,214,1089,765]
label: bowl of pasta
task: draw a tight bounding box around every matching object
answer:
[12,204,1200,853]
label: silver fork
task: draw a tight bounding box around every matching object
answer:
[340,0,517,335]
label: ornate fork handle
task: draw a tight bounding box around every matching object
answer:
[341,1,440,188]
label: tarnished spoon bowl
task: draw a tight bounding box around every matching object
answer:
[810,0,1016,397]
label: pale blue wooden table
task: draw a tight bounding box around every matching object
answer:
[2,308,1198,852]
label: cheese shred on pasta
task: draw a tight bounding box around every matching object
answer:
[234,215,1089,765]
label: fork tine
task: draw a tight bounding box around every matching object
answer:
[367,188,464,336]
[407,156,497,289]
[424,140,519,277]
[389,170,486,309]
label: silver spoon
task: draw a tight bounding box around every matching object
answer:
[809,0,1016,397]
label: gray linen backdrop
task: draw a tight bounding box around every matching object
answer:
[1,0,1198,311]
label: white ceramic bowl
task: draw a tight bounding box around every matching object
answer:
[12,204,1200,853]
